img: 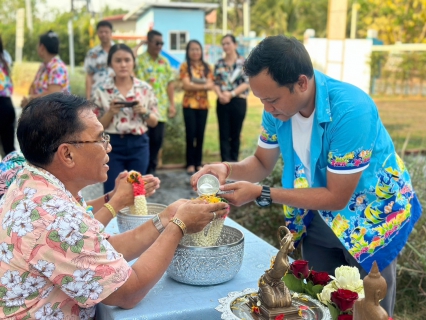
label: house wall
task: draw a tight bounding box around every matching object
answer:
[152,8,205,62]
[136,10,155,36]
[111,20,137,34]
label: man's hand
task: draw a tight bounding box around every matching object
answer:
[110,172,134,211]
[142,174,160,197]
[218,181,262,207]
[174,200,229,234]
[190,163,229,191]
[158,199,188,226]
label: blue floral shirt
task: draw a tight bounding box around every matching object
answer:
[258,70,422,272]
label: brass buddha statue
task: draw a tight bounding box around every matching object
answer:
[353,261,389,320]
[258,226,294,308]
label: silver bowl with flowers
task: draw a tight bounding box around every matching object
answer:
[166,174,245,285]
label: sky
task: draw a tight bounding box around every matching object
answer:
[43,0,142,15]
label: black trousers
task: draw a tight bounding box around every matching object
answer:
[0,97,16,157]
[183,108,208,168]
[216,97,247,162]
[147,122,165,174]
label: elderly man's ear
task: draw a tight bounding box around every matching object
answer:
[56,145,76,168]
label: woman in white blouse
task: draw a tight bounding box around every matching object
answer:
[93,44,159,193]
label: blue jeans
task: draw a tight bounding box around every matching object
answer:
[104,133,149,193]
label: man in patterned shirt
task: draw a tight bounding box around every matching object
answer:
[0,93,228,319]
[84,20,114,99]
[135,30,176,174]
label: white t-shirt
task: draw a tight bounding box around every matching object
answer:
[291,110,315,185]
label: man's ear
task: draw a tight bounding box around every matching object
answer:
[297,75,309,92]
[56,144,76,168]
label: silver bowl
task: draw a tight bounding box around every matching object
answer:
[116,203,167,233]
[166,225,244,285]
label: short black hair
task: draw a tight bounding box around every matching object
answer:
[17,93,94,167]
[96,20,113,30]
[244,35,314,92]
[147,30,162,42]
[39,30,59,55]
[107,43,135,68]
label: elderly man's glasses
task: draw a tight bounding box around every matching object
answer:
[53,133,110,152]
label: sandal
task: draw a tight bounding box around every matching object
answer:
[186,166,195,175]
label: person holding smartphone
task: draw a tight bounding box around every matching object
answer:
[93,44,159,193]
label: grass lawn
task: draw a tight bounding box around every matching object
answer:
[202,94,426,163]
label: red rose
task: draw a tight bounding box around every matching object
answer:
[309,270,331,286]
[275,315,285,320]
[337,315,353,320]
[331,289,358,312]
[290,260,309,279]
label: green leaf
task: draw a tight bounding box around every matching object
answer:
[60,242,70,252]
[11,201,20,210]
[100,245,106,253]
[41,195,53,203]
[20,174,29,180]
[311,284,324,296]
[75,296,88,304]
[61,276,74,285]
[4,306,20,316]
[48,230,61,242]
[70,239,84,254]
[30,209,40,221]
[0,301,5,307]
[7,244,14,252]
[0,286,7,298]
[52,302,60,310]
[327,302,340,320]
[283,274,304,293]
[21,271,30,282]
[25,290,39,300]
[7,226,11,237]
[79,222,88,234]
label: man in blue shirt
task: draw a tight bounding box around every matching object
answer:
[192,35,422,316]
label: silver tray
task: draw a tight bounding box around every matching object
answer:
[216,288,331,320]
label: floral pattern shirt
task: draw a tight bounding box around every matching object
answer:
[136,52,175,122]
[32,56,70,95]
[0,50,13,97]
[179,62,214,109]
[0,151,26,199]
[84,43,115,97]
[92,77,159,135]
[0,165,131,319]
[214,56,249,98]
[258,70,422,273]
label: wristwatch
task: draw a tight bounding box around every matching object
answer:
[255,185,272,207]
[152,214,165,233]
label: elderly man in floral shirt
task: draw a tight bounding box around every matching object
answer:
[0,93,228,319]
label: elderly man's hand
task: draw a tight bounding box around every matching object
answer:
[142,174,160,197]
[173,199,229,234]
[110,171,134,210]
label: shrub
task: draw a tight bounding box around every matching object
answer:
[162,103,186,165]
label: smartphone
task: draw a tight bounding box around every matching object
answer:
[114,101,138,108]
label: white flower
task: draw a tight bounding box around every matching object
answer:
[1,270,21,288]
[57,218,83,246]
[103,239,121,261]
[62,281,88,298]
[35,302,64,320]
[33,260,55,278]
[12,215,33,237]
[2,210,15,229]
[79,306,96,320]
[24,187,37,198]
[40,285,54,299]
[0,242,14,264]
[4,284,30,307]
[24,275,46,290]
[333,266,364,294]
[14,201,33,219]
[42,198,71,216]
[86,281,103,300]
[318,282,336,305]
[73,269,95,282]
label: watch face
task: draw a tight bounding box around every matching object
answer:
[256,197,272,207]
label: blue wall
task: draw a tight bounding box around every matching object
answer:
[135,7,206,63]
